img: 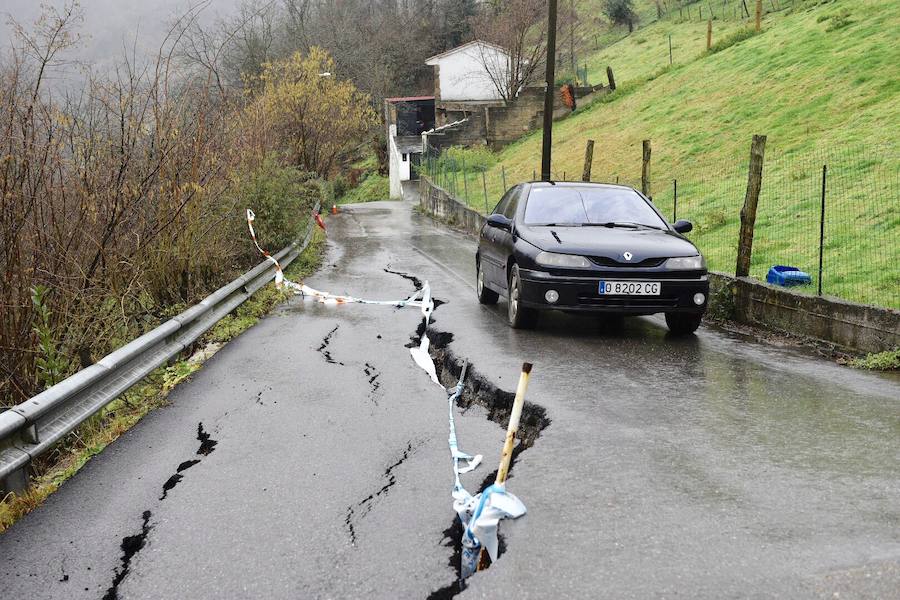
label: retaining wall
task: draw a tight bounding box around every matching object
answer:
[419,176,485,235]
[709,273,900,354]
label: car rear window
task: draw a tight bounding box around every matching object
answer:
[523,186,666,227]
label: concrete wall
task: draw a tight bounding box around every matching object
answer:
[388,125,402,199]
[418,177,900,354]
[427,43,508,102]
[419,176,485,235]
[709,272,900,354]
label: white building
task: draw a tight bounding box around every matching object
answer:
[425,40,511,103]
[384,96,435,199]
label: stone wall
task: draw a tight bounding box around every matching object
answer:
[709,273,900,354]
[430,84,609,151]
[419,176,485,235]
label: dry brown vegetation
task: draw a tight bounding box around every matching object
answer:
[0,4,372,407]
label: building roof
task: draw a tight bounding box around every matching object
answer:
[395,136,423,154]
[425,40,509,65]
[385,95,435,103]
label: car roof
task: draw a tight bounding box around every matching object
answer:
[524,181,638,192]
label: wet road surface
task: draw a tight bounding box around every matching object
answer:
[1,194,898,599]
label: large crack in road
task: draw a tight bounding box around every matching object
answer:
[385,265,552,598]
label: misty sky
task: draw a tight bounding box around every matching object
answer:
[0,0,244,67]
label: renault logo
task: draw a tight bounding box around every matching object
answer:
[623,252,633,261]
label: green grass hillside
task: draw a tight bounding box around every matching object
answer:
[435,0,899,308]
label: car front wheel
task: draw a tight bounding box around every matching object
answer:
[476,260,499,305]
[665,312,702,335]
[508,265,538,329]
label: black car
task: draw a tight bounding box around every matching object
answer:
[476,181,709,334]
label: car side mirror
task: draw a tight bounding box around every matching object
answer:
[486,214,512,231]
[673,220,693,234]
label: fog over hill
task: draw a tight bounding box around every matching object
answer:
[0,0,242,73]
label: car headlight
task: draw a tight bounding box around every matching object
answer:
[535,251,591,269]
[664,255,706,270]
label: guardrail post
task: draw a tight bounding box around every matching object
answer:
[736,134,767,277]
[22,424,38,444]
[2,466,29,495]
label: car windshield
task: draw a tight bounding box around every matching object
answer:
[523,186,666,228]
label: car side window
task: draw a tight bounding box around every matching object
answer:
[502,186,521,219]
[492,188,515,216]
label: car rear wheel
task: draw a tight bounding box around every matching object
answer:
[476,260,499,305]
[665,312,702,335]
[508,265,538,329]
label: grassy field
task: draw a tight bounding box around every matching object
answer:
[432,0,899,308]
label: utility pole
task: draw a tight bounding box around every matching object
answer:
[570,0,577,79]
[541,0,559,181]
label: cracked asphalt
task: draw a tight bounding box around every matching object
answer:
[1,188,898,599]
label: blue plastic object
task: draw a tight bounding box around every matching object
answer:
[766,265,812,287]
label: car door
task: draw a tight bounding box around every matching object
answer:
[492,186,523,291]
[480,187,516,288]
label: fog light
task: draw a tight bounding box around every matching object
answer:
[693,293,706,306]
[545,290,560,304]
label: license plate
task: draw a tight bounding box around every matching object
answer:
[599,281,661,296]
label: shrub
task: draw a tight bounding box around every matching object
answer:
[708,27,760,54]
[603,0,639,33]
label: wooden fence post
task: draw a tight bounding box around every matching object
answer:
[641,140,652,198]
[606,66,616,90]
[735,134,767,277]
[707,19,712,51]
[582,140,595,182]
[755,0,762,30]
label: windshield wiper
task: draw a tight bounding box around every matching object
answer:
[586,221,664,230]
[532,222,582,227]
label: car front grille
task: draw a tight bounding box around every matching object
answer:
[588,256,666,268]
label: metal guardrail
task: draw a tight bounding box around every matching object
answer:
[0,207,319,494]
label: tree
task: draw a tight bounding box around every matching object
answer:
[251,48,377,175]
[603,0,639,33]
[470,0,548,101]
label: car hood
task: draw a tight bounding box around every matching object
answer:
[521,225,700,262]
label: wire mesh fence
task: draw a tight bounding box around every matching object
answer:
[421,139,898,310]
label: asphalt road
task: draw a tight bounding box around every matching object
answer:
[1,192,898,600]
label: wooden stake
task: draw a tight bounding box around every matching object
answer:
[582,140,595,182]
[736,134,767,277]
[496,363,533,485]
[755,0,762,30]
[476,362,534,572]
[707,19,712,51]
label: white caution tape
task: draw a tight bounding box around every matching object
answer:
[248,207,525,580]
[247,208,432,308]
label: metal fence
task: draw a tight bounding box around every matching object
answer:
[422,140,899,310]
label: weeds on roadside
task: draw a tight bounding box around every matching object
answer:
[849,349,900,371]
[0,229,326,534]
